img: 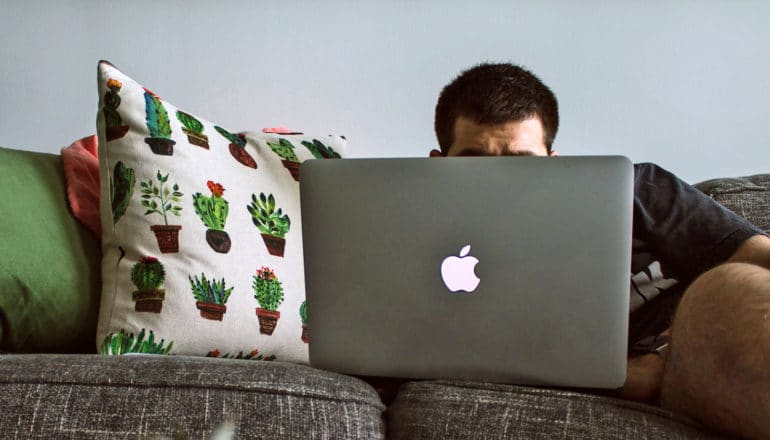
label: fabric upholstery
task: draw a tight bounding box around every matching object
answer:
[694,173,769,233]
[387,380,726,439]
[0,354,385,439]
[0,146,101,353]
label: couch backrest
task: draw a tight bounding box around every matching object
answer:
[694,174,770,233]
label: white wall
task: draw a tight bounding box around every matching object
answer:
[1,0,768,183]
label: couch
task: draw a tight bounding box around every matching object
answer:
[1,145,767,439]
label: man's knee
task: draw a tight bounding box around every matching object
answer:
[660,262,770,437]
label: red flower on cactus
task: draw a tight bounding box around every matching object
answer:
[138,256,158,264]
[106,78,122,90]
[207,181,225,198]
[257,266,276,280]
[209,349,221,358]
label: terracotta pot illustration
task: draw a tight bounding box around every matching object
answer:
[182,128,209,149]
[106,125,129,142]
[281,160,301,181]
[132,289,166,313]
[260,234,286,257]
[229,144,257,169]
[150,225,182,253]
[256,308,281,335]
[301,325,309,343]
[206,229,231,253]
[197,301,227,321]
[145,137,176,156]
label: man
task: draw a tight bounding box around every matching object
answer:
[432,62,770,439]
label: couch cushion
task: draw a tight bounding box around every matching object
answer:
[0,147,101,353]
[387,381,725,439]
[0,354,385,439]
[694,173,769,233]
[95,61,346,362]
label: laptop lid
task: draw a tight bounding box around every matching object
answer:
[300,156,633,388]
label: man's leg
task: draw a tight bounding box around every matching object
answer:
[661,262,770,439]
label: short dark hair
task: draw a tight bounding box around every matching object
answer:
[434,62,559,154]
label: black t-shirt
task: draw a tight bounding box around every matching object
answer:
[627,163,765,343]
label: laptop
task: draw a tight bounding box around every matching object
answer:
[299,156,633,388]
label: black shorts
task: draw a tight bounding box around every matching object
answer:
[627,289,685,353]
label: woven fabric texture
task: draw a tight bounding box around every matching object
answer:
[694,173,769,233]
[387,380,727,439]
[0,354,385,439]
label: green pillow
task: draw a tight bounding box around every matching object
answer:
[0,146,101,353]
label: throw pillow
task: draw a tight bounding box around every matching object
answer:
[95,61,345,363]
[0,146,101,353]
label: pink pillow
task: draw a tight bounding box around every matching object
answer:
[61,135,101,237]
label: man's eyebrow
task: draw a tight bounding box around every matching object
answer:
[506,150,537,156]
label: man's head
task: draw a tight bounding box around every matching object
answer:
[432,62,559,157]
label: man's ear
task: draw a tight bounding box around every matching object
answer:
[549,150,559,157]
[429,149,444,157]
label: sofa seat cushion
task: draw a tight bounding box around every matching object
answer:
[694,173,769,233]
[0,354,385,439]
[387,380,725,439]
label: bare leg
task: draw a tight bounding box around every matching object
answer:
[661,263,770,439]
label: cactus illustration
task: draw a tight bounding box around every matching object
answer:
[176,110,209,148]
[247,192,290,257]
[215,125,257,169]
[143,87,175,155]
[267,138,301,180]
[110,161,135,224]
[100,328,173,355]
[190,273,233,321]
[141,171,183,253]
[253,266,284,335]
[130,256,166,313]
[193,181,231,253]
[300,300,309,343]
[131,256,165,290]
[103,78,129,141]
[301,139,341,159]
[206,348,276,361]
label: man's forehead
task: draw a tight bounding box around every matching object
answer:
[449,116,548,156]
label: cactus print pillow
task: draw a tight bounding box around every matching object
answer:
[95,61,345,362]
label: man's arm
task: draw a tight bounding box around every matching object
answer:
[726,234,770,269]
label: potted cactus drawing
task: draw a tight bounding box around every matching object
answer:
[300,300,309,343]
[190,273,233,321]
[100,328,173,355]
[214,125,257,169]
[143,87,176,155]
[140,171,183,253]
[267,138,301,180]
[176,110,209,148]
[206,348,276,361]
[110,161,135,224]
[253,266,284,335]
[130,256,166,313]
[103,78,129,141]
[301,139,341,159]
[247,192,290,257]
[192,181,231,253]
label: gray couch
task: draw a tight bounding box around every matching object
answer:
[1,149,767,438]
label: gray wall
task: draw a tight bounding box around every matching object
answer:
[2,0,768,183]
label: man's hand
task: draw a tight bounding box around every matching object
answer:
[617,353,666,403]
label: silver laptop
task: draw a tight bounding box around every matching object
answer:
[300,156,633,388]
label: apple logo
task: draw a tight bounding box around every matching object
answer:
[440,244,480,293]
